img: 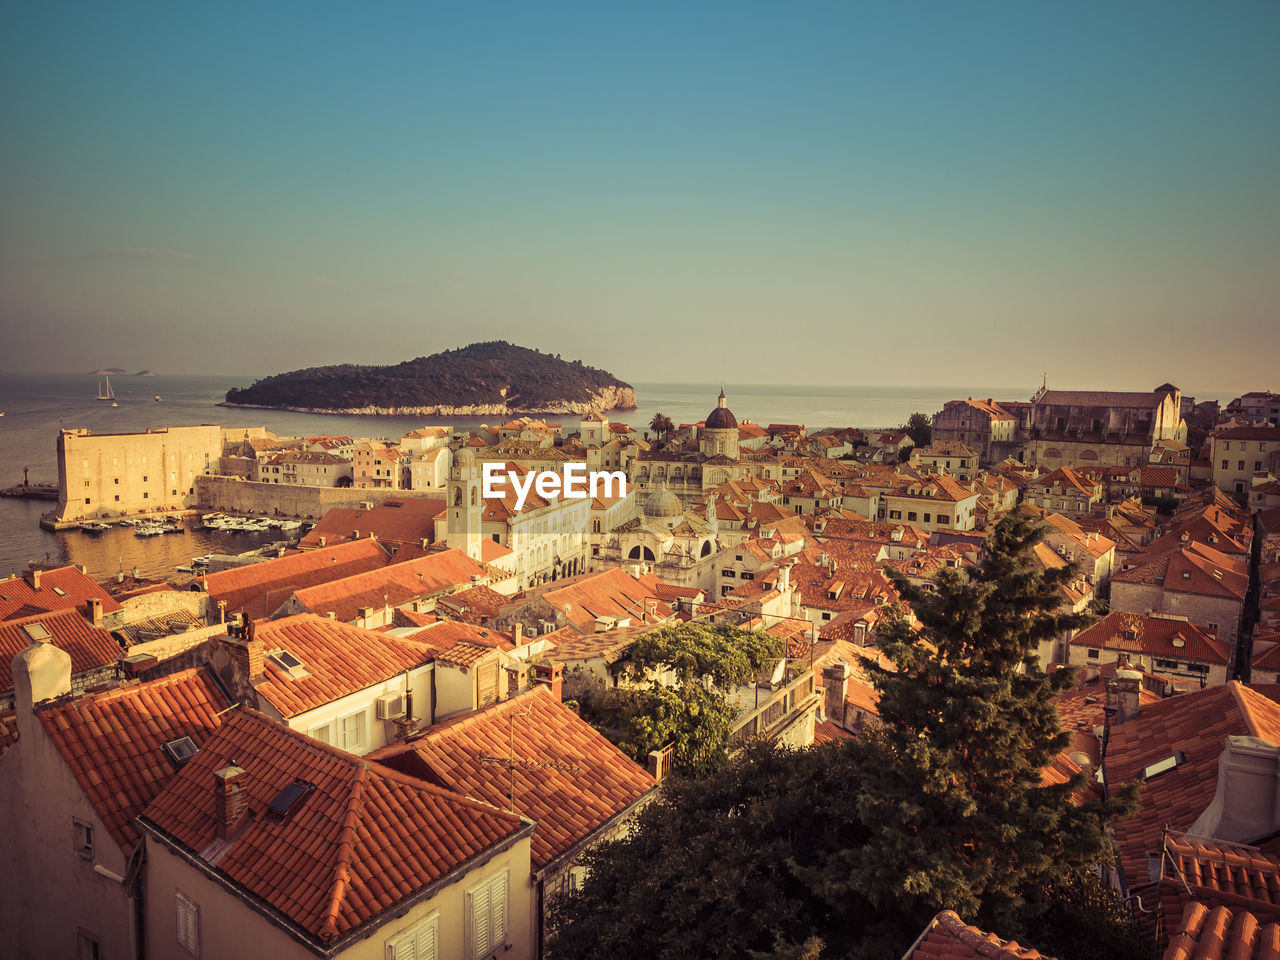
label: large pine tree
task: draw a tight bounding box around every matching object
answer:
[812,515,1136,946]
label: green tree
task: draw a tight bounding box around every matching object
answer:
[649,412,675,444]
[567,622,784,778]
[903,411,932,447]
[808,515,1136,949]
[551,517,1139,960]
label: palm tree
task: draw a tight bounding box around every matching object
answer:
[650,412,674,444]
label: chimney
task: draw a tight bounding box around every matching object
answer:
[214,764,249,840]
[22,568,41,591]
[1108,669,1143,723]
[222,630,265,693]
[822,659,850,727]
[648,745,672,782]
[505,661,530,697]
[1189,737,1280,844]
[12,641,72,714]
[85,597,104,626]
[512,622,524,647]
[532,661,564,701]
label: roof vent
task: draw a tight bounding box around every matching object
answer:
[162,736,199,767]
[267,779,316,822]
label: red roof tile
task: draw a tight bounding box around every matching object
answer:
[246,615,437,718]
[0,566,122,620]
[298,497,446,550]
[199,539,392,620]
[372,686,654,870]
[140,710,529,945]
[38,668,230,853]
[0,609,121,692]
[906,910,1057,959]
[1071,612,1229,665]
[1162,900,1280,960]
[288,549,488,622]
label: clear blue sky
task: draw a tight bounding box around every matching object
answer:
[2,1,1277,393]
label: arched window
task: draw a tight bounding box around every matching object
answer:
[470,486,477,506]
[1044,448,1062,459]
[700,540,712,558]
[453,488,462,507]
[1079,450,1098,461]
[627,545,656,561]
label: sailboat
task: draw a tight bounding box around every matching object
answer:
[97,376,116,402]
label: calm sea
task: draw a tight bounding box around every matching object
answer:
[0,373,1030,579]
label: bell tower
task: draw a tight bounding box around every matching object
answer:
[447,448,483,561]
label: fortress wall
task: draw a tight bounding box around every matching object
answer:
[195,474,440,518]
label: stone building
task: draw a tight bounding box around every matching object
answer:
[1022,383,1187,470]
[930,398,1018,465]
[54,424,222,523]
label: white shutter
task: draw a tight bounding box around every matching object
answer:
[175,892,200,955]
[488,873,507,948]
[471,883,492,958]
[416,919,437,960]
[387,914,437,960]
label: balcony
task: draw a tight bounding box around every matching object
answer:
[729,667,819,750]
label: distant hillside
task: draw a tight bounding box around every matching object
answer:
[221,341,637,416]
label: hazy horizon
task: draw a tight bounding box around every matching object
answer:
[4,3,1277,389]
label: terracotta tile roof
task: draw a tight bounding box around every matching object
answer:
[1159,836,1280,941]
[538,568,673,632]
[906,910,1057,959]
[812,719,854,744]
[0,566,123,620]
[1027,466,1102,498]
[199,539,392,620]
[299,497,446,549]
[373,687,654,871]
[1162,899,1280,960]
[435,584,511,624]
[140,709,529,945]
[288,549,488,623]
[1107,683,1280,895]
[1214,426,1280,441]
[1071,612,1229,665]
[38,668,230,853]
[245,614,438,718]
[1115,543,1249,600]
[0,609,122,692]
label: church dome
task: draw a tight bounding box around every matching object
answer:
[705,387,738,430]
[644,486,683,519]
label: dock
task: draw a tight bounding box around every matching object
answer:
[1,483,58,501]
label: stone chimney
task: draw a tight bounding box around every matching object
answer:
[12,641,72,714]
[532,661,564,701]
[214,764,249,840]
[505,661,530,698]
[21,568,41,591]
[1189,737,1280,844]
[822,659,850,727]
[512,621,524,648]
[85,597,103,626]
[218,630,265,701]
[1107,669,1143,723]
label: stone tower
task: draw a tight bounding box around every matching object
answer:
[446,448,483,561]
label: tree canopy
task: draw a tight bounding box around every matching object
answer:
[903,411,932,447]
[551,516,1139,960]
[566,622,784,778]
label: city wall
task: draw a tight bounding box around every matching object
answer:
[195,475,440,519]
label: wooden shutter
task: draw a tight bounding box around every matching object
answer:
[387,914,437,960]
[175,892,199,954]
[471,883,492,958]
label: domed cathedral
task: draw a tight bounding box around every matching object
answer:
[633,387,782,511]
[445,448,483,561]
[596,482,722,590]
[700,387,740,459]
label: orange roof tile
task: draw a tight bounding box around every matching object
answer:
[906,910,1057,959]
[1162,900,1280,960]
[246,615,437,718]
[373,687,654,870]
[1071,612,1229,665]
[288,549,488,623]
[38,668,230,853]
[299,497,446,549]
[0,609,121,692]
[199,539,392,620]
[140,710,529,945]
[538,568,673,632]
[0,566,122,620]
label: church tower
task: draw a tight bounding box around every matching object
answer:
[446,448,483,561]
[700,387,740,459]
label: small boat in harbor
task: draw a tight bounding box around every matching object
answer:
[82,521,110,533]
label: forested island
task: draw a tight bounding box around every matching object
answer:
[221,341,637,416]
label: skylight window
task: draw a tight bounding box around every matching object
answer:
[267,779,316,821]
[267,648,309,679]
[1139,751,1186,781]
[162,736,199,766]
[21,622,52,642]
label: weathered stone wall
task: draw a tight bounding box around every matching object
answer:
[55,425,223,522]
[1111,581,1242,648]
[195,475,439,519]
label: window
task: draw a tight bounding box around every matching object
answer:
[340,710,368,752]
[889,510,901,520]
[937,514,950,525]
[923,513,931,523]
[308,722,334,746]
[467,870,509,960]
[175,891,200,955]
[85,497,91,505]
[142,475,148,482]
[387,913,439,960]
[1221,460,1229,470]
[73,819,94,860]
[84,480,90,487]
[1087,649,1100,660]
[1257,462,1264,471]
[1238,461,1245,471]
[821,612,832,621]
[907,511,917,522]
[114,478,119,484]
[114,495,120,502]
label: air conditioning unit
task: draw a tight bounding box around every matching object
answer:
[375,692,406,720]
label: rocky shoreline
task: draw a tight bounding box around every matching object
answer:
[218,385,638,417]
